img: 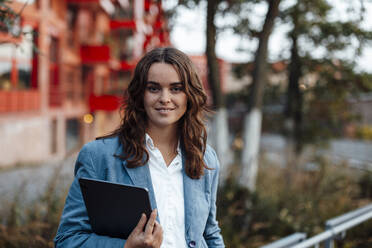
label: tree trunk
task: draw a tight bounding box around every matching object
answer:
[283,2,304,182]
[240,0,281,191]
[284,31,303,183]
[206,0,224,109]
[206,0,231,183]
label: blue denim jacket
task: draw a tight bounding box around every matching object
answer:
[54,137,225,248]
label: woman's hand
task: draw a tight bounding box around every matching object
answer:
[124,209,163,248]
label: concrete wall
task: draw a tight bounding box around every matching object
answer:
[0,115,51,167]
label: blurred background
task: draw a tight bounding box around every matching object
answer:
[0,0,371,247]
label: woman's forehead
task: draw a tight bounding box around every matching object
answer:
[147,62,181,83]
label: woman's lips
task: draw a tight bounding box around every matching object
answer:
[155,108,175,113]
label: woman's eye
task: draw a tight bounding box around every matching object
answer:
[147,86,159,92]
[171,86,183,92]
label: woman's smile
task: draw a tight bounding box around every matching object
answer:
[155,107,175,113]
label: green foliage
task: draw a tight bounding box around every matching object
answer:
[301,60,368,145]
[358,171,372,199]
[0,168,69,248]
[0,0,16,32]
[355,125,372,141]
[0,0,24,37]
[217,156,371,247]
[281,0,372,151]
[217,177,252,247]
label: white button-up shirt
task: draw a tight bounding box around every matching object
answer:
[145,134,188,248]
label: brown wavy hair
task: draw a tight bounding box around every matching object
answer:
[105,47,210,179]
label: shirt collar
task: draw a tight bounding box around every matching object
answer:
[145,133,181,155]
[145,133,155,150]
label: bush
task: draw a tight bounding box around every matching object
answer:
[355,125,372,140]
[0,166,69,248]
[358,171,372,199]
[217,155,370,247]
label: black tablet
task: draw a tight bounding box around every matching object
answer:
[79,177,152,239]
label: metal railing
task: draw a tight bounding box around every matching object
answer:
[261,203,372,248]
[324,203,372,248]
[259,233,307,248]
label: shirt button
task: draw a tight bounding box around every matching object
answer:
[189,241,196,247]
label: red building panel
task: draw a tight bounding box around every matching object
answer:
[80,45,110,64]
[89,94,122,112]
[66,0,99,3]
[120,61,135,71]
[110,20,136,30]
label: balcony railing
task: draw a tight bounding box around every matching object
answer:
[0,90,40,113]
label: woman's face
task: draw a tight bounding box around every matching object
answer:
[144,62,187,130]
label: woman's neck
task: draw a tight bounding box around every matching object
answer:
[146,125,179,150]
[146,125,180,166]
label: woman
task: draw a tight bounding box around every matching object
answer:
[54,47,225,248]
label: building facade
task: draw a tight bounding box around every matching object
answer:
[0,0,170,167]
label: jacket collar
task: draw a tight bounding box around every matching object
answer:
[115,143,203,234]
[115,145,158,212]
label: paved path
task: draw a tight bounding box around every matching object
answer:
[260,134,372,171]
[0,153,77,214]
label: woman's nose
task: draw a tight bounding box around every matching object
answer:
[159,90,171,103]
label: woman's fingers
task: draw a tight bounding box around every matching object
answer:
[152,221,163,247]
[153,221,163,237]
[144,209,157,236]
[127,211,163,248]
[132,213,147,234]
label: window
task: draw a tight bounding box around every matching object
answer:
[112,0,134,19]
[110,70,131,95]
[0,25,34,90]
[67,6,78,48]
[66,118,81,153]
[49,36,61,107]
[110,28,134,61]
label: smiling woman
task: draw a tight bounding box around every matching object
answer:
[54,47,225,248]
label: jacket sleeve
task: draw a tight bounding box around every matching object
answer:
[203,149,225,248]
[54,144,126,248]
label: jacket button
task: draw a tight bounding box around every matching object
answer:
[189,241,196,247]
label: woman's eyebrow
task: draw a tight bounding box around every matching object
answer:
[146,81,183,85]
[170,82,184,86]
[146,81,160,85]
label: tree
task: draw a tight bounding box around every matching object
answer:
[0,0,27,42]
[281,0,372,173]
[239,0,282,191]
[229,0,372,190]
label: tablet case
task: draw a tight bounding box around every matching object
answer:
[79,177,152,239]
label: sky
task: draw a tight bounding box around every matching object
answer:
[163,0,372,73]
